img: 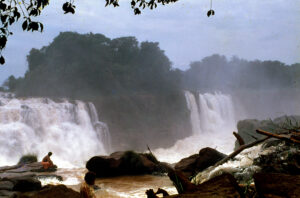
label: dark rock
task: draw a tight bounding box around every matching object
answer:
[174,154,199,178]
[18,185,80,198]
[0,165,22,173]
[253,141,300,174]
[11,176,41,192]
[0,190,18,198]
[86,151,163,177]
[175,148,226,178]
[254,173,300,198]
[167,173,242,198]
[0,181,14,190]
[5,162,57,173]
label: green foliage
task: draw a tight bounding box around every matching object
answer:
[0,0,50,64]
[3,75,22,91]
[11,32,181,97]
[18,154,38,165]
[105,0,178,15]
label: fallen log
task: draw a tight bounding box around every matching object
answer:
[233,132,245,146]
[256,129,300,144]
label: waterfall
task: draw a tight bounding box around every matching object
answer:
[154,91,237,163]
[0,93,111,167]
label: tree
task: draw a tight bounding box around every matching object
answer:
[0,0,179,65]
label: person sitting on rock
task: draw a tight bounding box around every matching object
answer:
[80,172,97,198]
[41,152,54,169]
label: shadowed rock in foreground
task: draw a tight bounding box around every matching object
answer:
[86,151,171,177]
[175,147,227,178]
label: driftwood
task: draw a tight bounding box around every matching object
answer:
[233,131,245,146]
[256,129,300,144]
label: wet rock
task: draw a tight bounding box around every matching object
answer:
[18,184,80,198]
[86,151,163,177]
[0,190,18,198]
[167,173,242,198]
[253,141,300,174]
[0,180,14,191]
[11,176,41,192]
[2,162,57,174]
[254,173,300,198]
[175,147,226,178]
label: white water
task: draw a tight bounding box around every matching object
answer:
[154,91,237,163]
[0,93,111,168]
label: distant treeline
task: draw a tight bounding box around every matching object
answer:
[183,54,300,92]
[3,32,300,95]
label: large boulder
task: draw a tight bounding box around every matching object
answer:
[10,176,41,192]
[175,148,227,178]
[86,151,163,177]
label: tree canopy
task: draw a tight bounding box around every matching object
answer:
[9,32,182,97]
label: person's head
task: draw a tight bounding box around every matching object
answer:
[84,172,96,185]
[48,152,52,156]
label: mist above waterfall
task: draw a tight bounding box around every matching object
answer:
[183,54,300,119]
[0,93,111,167]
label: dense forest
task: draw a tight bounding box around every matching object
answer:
[3,32,300,149]
[6,32,182,97]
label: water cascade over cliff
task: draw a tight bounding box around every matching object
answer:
[0,93,111,167]
[154,91,237,163]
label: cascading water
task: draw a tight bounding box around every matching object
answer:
[154,91,237,163]
[0,93,111,168]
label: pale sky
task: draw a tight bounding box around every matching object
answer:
[0,0,299,83]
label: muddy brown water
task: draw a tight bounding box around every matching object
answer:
[39,168,177,198]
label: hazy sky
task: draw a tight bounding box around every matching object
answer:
[0,0,299,83]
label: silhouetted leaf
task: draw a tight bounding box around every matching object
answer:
[22,21,28,30]
[0,36,7,49]
[40,23,44,32]
[1,15,8,23]
[134,8,141,15]
[0,56,5,65]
